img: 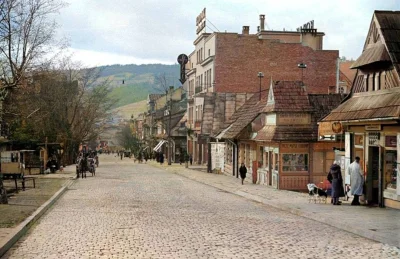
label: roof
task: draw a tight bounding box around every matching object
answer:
[262,81,313,112]
[222,92,267,139]
[340,61,357,82]
[375,10,400,75]
[351,43,391,69]
[322,87,400,122]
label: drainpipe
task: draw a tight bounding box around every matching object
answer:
[336,57,340,93]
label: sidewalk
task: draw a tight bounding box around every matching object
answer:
[149,161,400,248]
[0,165,76,257]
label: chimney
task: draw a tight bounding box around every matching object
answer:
[259,14,265,31]
[242,26,250,35]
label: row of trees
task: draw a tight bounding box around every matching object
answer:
[0,0,114,203]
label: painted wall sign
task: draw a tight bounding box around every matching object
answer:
[385,136,397,148]
[277,113,310,125]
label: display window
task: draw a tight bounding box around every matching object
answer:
[282,153,309,172]
[384,150,397,190]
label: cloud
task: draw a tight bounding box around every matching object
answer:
[57,0,400,66]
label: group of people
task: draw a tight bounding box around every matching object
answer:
[238,157,365,206]
[328,156,364,206]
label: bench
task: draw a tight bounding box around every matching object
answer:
[21,176,36,191]
[0,173,36,193]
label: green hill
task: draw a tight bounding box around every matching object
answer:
[94,64,180,108]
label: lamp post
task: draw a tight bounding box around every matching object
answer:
[297,63,307,84]
[258,72,264,101]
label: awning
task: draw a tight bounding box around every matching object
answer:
[153,140,167,152]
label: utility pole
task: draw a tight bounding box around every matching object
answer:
[168,86,173,165]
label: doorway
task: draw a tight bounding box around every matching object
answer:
[367,146,380,205]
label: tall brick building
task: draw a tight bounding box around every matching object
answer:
[185,12,340,165]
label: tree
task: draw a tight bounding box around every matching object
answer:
[0,0,66,204]
[10,62,115,165]
[116,124,141,157]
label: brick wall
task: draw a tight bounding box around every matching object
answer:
[214,33,338,94]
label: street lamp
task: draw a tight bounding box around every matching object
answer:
[258,72,264,101]
[297,63,307,84]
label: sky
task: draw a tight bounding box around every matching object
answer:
[56,0,400,67]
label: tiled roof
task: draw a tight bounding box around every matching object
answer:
[262,81,314,113]
[340,61,357,82]
[322,88,400,122]
[222,92,268,139]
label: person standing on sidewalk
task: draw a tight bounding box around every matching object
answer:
[239,163,247,185]
[328,161,345,205]
[349,157,363,205]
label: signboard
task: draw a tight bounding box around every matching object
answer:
[385,136,397,148]
[177,54,188,84]
[196,8,206,35]
[365,125,381,131]
[297,20,314,31]
[277,113,310,125]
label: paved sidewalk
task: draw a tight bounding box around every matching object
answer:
[0,165,76,257]
[149,161,400,248]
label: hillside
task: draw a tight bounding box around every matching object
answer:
[114,99,148,120]
[94,64,180,108]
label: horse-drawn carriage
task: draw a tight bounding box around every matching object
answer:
[76,156,96,179]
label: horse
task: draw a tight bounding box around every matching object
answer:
[76,157,87,179]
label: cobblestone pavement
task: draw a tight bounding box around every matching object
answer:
[3,156,400,258]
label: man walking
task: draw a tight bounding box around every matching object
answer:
[348,157,364,205]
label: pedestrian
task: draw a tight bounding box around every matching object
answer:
[189,154,193,166]
[160,153,164,165]
[239,163,247,185]
[328,161,345,205]
[120,152,123,160]
[348,156,364,206]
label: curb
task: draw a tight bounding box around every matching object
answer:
[0,177,75,257]
[168,169,400,248]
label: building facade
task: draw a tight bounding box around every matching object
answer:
[321,11,400,209]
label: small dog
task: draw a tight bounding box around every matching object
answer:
[307,183,328,203]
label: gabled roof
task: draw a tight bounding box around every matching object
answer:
[375,11,400,75]
[353,11,400,73]
[340,61,357,83]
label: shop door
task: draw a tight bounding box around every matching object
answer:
[367,146,380,205]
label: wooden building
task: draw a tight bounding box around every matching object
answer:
[218,81,343,191]
[321,11,400,209]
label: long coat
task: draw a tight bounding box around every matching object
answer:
[329,164,345,198]
[239,165,247,179]
[348,161,364,195]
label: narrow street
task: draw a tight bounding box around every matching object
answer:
[3,155,399,258]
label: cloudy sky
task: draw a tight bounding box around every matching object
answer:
[57,0,400,67]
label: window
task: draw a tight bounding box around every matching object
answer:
[208,49,210,57]
[282,153,309,172]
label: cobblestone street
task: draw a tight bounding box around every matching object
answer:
[3,155,400,258]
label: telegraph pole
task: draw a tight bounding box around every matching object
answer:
[168,86,173,165]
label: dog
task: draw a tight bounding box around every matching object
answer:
[307,183,328,203]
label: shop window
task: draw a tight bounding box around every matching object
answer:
[385,150,397,190]
[282,153,309,172]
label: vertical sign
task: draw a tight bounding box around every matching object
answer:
[196,8,206,35]
[344,132,351,184]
